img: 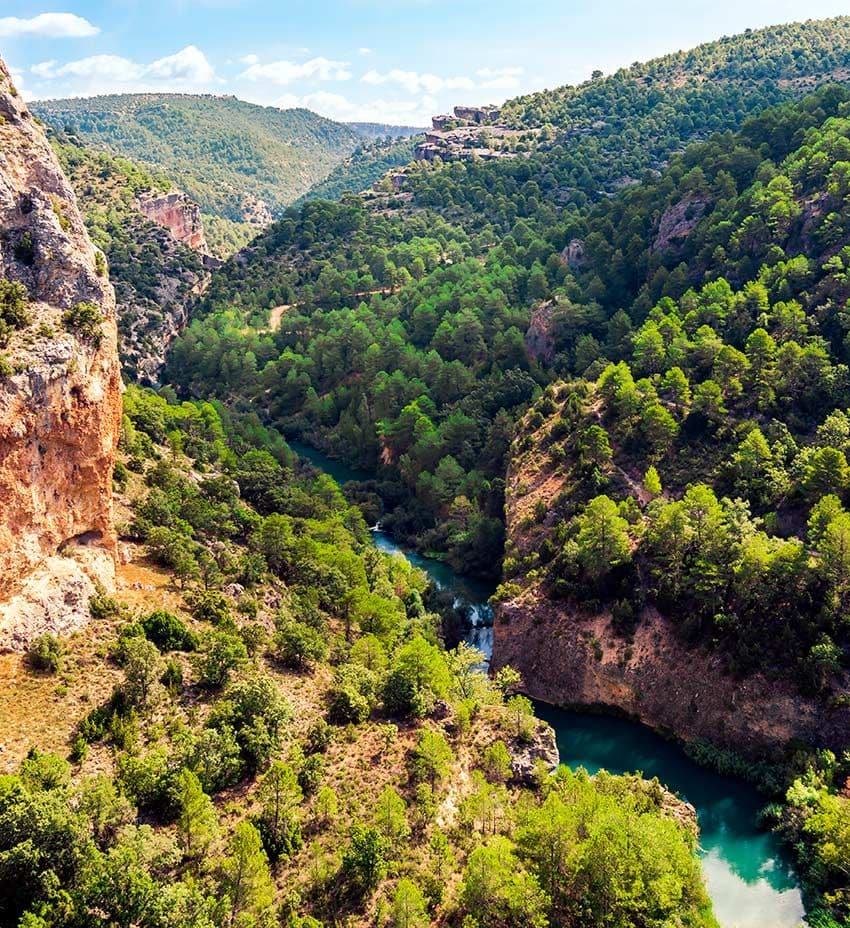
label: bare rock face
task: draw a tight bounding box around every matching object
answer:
[508,722,559,785]
[137,190,208,253]
[525,301,556,364]
[560,238,586,269]
[0,58,122,647]
[493,595,850,761]
[652,195,709,253]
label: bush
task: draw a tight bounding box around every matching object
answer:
[0,278,30,347]
[89,588,123,620]
[273,619,327,669]
[140,610,198,652]
[62,301,104,347]
[27,634,64,672]
[186,589,233,626]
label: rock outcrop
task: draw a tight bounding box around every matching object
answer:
[493,403,850,760]
[137,190,208,253]
[508,722,560,785]
[0,58,122,648]
[525,301,556,364]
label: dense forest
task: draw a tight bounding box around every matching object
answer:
[32,95,399,229]
[148,22,850,925]
[296,136,422,205]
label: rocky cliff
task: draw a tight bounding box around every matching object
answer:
[0,59,122,648]
[137,189,208,253]
[493,407,850,762]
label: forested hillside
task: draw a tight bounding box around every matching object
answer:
[153,23,850,923]
[0,385,717,928]
[296,135,421,204]
[31,94,375,227]
[408,16,850,226]
[163,20,850,581]
[51,131,208,381]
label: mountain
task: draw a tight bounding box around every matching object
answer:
[160,23,850,922]
[51,131,211,382]
[405,16,850,226]
[31,94,372,227]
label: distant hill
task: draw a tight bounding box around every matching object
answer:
[346,121,425,139]
[406,16,850,227]
[31,94,393,226]
[296,134,422,204]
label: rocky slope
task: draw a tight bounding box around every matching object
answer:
[53,135,208,384]
[0,58,122,648]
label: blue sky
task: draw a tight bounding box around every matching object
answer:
[1,1,849,124]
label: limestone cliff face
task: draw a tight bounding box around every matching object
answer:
[137,190,208,253]
[492,596,850,760]
[0,59,122,647]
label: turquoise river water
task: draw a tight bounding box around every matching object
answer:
[291,441,806,928]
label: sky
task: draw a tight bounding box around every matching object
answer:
[1,1,849,125]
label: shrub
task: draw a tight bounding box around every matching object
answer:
[27,633,64,672]
[89,587,123,620]
[50,195,71,231]
[273,619,327,669]
[193,631,247,688]
[186,589,233,626]
[62,301,104,347]
[140,609,198,652]
[0,278,30,346]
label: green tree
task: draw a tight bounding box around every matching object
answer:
[342,823,390,896]
[460,836,548,928]
[176,768,218,861]
[391,878,429,928]
[412,729,453,788]
[254,761,302,862]
[575,495,631,580]
[122,637,165,708]
[219,822,276,928]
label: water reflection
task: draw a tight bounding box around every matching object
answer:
[533,704,805,927]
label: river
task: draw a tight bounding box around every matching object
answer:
[292,440,806,928]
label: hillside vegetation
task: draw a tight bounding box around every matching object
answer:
[297,135,421,204]
[408,17,850,226]
[151,21,850,924]
[32,94,369,225]
[0,387,717,928]
[51,132,207,381]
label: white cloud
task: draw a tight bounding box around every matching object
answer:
[361,68,475,96]
[239,56,351,85]
[476,65,524,90]
[0,12,99,39]
[29,45,219,95]
[33,54,143,82]
[275,89,432,125]
[358,47,372,56]
[239,53,259,66]
[146,45,216,83]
